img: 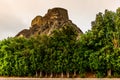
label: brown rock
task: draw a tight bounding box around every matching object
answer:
[31,16,43,27]
[16,29,30,38]
[16,7,83,38]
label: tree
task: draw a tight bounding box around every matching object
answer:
[81,8,120,77]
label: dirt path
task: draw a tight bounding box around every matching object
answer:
[0,78,120,80]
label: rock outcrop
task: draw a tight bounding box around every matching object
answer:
[16,7,83,38]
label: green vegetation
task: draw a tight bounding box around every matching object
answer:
[1,8,120,77]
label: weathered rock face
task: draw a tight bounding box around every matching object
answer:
[16,7,83,38]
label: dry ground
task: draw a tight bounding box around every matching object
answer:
[0,78,120,80]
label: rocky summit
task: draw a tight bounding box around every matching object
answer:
[16,7,83,38]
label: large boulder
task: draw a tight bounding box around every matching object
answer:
[16,7,83,38]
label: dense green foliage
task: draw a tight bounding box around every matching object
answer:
[80,8,120,77]
[1,8,120,77]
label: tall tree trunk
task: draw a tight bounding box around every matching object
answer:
[45,72,48,78]
[107,69,111,77]
[39,71,42,77]
[61,72,64,78]
[55,73,57,77]
[36,71,38,77]
[50,72,53,78]
[73,71,76,77]
[66,71,69,78]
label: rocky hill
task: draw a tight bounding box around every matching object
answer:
[16,7,83,38]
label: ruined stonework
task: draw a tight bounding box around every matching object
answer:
[16,7,83,38]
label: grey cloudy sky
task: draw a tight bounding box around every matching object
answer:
[0,0,120,40]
